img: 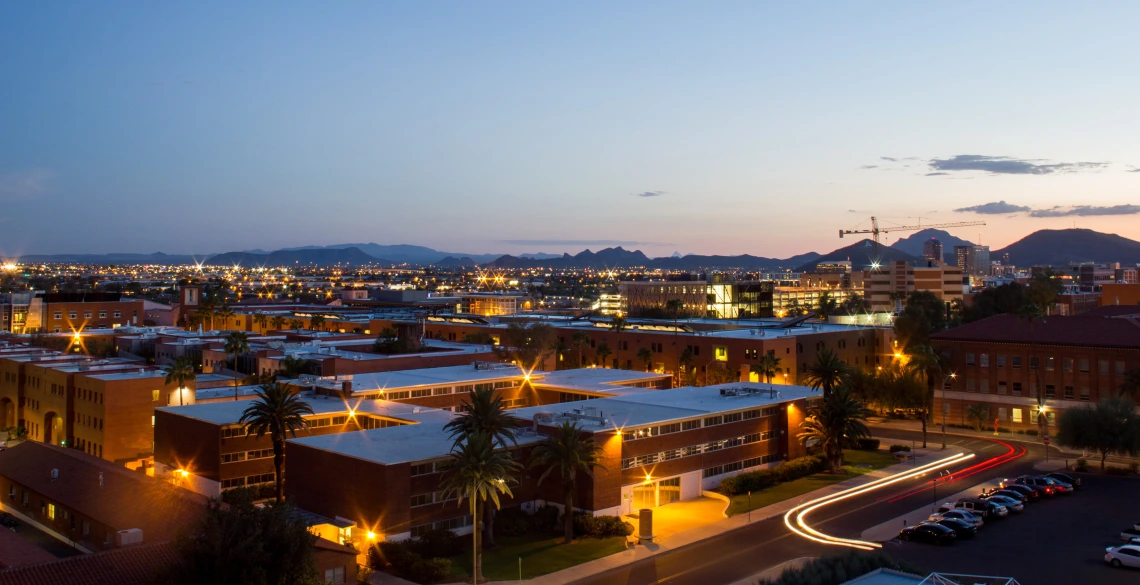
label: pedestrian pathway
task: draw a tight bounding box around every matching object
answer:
[526,443,961,585]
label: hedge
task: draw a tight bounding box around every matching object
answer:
[494,505,559,538]
[567,513,634,538]
[851,438,880,451]
[719,455,827,496]
[888,444,911,453]
[369,529,460,584]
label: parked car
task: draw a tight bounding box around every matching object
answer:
[998,483,1041,501]
[1002,476,1058,496]
[1106,545,1140,568]
[929,509,984,528]
[981,494,1025,513]
[923,518,977,539]
[900,522,958,545]
[1119,527,1140,542]
[941,497,1008,519]
[984,488,1029,504]
[1046,472,1081,489]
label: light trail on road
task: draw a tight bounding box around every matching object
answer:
[881,439,1025,503]
[783,452,973,550]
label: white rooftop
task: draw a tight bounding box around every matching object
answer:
[533,368,670,395]
[309,363,527,394]
[158,392,452,426]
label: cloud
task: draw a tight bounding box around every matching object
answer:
[1127,167,1140,173]
[1029,205,1140,217]
[880,157,898,162]
[954,200,1032,214]
[0,169,55,201]
[501,239,673,247]
[925,172,950,176]
[858,165,878,170]
[928,154,1108,175]
[633,191,666,198]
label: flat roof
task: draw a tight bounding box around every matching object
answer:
[309,363,527,394]
[533,368,670,395]
[83,368,165,381]
[158,392,452,426]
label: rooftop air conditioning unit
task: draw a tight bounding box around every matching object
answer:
[116,528,144,547]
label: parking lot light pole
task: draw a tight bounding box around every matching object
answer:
[941,373,956,450]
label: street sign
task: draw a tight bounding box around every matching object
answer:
[1043,435,1051,446]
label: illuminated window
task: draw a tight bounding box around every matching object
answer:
[714,346,728,362]
[47,503,55,520]
[152,390,160,402]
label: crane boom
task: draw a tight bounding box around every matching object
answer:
[839,216,986,243]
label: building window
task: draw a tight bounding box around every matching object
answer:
[1062,358,1072,373]
[1117,361,1127,375]
[980,380,989,393]
[1078,359,1089,374]
[1012,356,1022,369]
[966,379,975,392]
[47,503,55,520]
[69,312,77,319]
[1099,360,1109,375]
[113,311,121,318]
[1029,357,1038,370]
[997,407,1007,420]
[324,566,346,584]
[1045,385,1055,399]
[152,390,161,402]
[965,353,975,366]
[432,387,451,396]
[681,420,700,431]
[997,355,1006,368]
[979,354,989,368]
[997,381,1007,395]
[99,312,107,319]
[54,312,62,320]
[1044,357,1055,371]
[714,346,728,362]
[1080,386,1090,401]
[1012,408,1022,423]
[1063,385,1074,400]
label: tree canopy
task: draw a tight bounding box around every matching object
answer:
[1056,397,1140,469]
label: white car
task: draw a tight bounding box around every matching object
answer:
[1106,545,1140,568]
[984,495,1024,513]
[929,510,984,528]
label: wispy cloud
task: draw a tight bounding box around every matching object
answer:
[501,239,673,247]
[925,172,950,176]
[1030,205,1140,217]
[928,154,1108,175]
[954,200,1032,214]
[858,165,878,170]
[633,191,667,198]
[0,168,55,201]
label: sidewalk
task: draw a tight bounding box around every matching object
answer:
[525,442,962,585]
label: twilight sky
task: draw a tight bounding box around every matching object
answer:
[3,2,1140,258]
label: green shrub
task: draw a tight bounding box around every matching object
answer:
[1105,465,1130,476]
[851,438,880,451]
[758,550,922,585]
[493,505,559,538]
[1024,429,1038,436]
[1015,429,1026,434]
[409,557,452,584]
[371,536,457,583]
[568,513,634,537]
[888,444,911,453]
[719,455,827,496]
[411,529,460,558]
[1074,458,1088,472]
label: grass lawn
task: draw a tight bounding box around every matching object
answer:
[449,535,628,581]
[725,449,898,516]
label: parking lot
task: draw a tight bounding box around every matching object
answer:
[884,473,1140,583]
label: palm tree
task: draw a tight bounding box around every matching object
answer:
[797,387,872,474]
[216,304,235,330]
[239,383,314,503]
[279,355,307,379]
[163,356,197,406]
[444,386,524,547]
[198,296,217,330]
[678,347,695,386]
[1120,366,1140,400]
[253,313,268,333]
[289,319,303,330]
[906,344,947,448]
[755,352,782,384]
[610,316,628,369]
[637,347,654,372]
[595,343,612,368]
[309,314,325,332]
[269,315,286,332]
[438,432,519,585]
[571,332,591,368]
[802,348,851,397]
[224,331,250,400]
[530,421,605,544]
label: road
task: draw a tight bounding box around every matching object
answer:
[568,429,1042,585]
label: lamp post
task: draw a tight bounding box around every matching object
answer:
[941,373,956,449]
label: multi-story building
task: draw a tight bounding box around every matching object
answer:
[864,261,964,313]
[932,312,1140,432]
[922,238,943,265]
[955,245,991,278]
[620,281,774,319]
[281,382,813,541]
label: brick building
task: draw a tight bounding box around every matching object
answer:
[931,313,1140,432]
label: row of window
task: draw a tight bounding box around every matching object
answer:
[221,472,276,489]
[309,416,350,428]
[53,311,120,320]
[703,453,780,478]
[621,431,774,469]
[222,448,273,463]
[954,403,1056,426]
[621,406,780,441]
[965,353,1129,376]
[411,515,472,538]
[76,438,103,458]
[963,379,1093,401]
[410,490,459,507]
[75,412,103,430]
[8,486,94,537]
[78,387,104,404]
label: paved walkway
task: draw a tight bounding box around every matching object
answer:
[526,441,960,585]
[622,496,727,541]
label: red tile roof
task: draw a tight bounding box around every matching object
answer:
[0,531,57,569]
[0,542,177,585]
[932,313,1140,348]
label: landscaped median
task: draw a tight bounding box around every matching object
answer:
[724,449,898,516]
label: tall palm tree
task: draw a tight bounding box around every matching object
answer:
[163,356,197,406]
[571,332,591,368]
[755,352,782,384]
[444,386,524,547]
[439,432,519,585]
[530,421,605,544]
[309,314,325,332]
[198,296,217,330]
[906,344,948,448]
[1120,366,1140,400]
[224,331,250,400]
[253,313,268,333]
[610,316,628,369]
[289,319,303,330]
[797,387,872,473]
[269,315,286,332]
[802,348,851,397]
[595,343,612,368]
[216,304,235,330]
[637,347,654,372]
[239,383,314,503]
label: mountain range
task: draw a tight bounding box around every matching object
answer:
[11,229,1140,269]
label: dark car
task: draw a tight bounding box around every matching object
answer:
[900,522,958,545]
[999,483,1041,501]
[923,518,977,538]
[1002,476,1058,496]
[985,489,1029,504]
[1047,472,1081,489]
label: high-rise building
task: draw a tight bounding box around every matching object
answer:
[955,245,991,277]
[922,238,944,265]
[864,261,964,312]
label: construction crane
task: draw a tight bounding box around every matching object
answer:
[839,216,986,244]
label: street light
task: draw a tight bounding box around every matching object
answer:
[941,372,956,449]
